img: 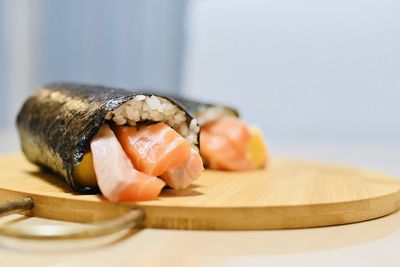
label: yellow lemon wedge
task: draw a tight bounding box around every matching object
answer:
[246,127,268,169]
[73,151,98,187]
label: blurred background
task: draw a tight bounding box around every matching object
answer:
[0,0,399,172]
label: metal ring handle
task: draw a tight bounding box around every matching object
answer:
[0,197,145,240]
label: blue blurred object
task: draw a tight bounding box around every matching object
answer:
[0,0,186,128]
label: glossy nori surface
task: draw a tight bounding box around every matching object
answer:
[16,83,196,193]
[168,95,239,120]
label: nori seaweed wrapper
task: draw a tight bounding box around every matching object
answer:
[16,83,196,193]
[161,95,239,124]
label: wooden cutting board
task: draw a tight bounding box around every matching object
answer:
[0,154,399,230]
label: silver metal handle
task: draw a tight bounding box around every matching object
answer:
[0,197,144,240]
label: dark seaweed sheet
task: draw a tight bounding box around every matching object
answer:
[16,83,196,193]
[164,95,239,120]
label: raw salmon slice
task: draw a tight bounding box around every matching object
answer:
[91,124,165,202]
[161,148,204,189]
[200,117,253,171]
[114,123,191,176]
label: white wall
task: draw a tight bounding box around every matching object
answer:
[182,0,400,142]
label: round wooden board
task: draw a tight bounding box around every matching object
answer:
[0,154,400,230]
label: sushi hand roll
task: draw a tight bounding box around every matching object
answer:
[170,96,268,171]
[17,83,204,202]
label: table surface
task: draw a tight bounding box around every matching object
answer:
[1,128,400,267]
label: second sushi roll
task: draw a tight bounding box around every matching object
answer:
[171,96,268,171]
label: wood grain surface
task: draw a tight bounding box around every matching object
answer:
[0,154,399,230]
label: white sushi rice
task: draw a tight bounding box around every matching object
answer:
[196,106,237,126]
[105,95,200,146]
